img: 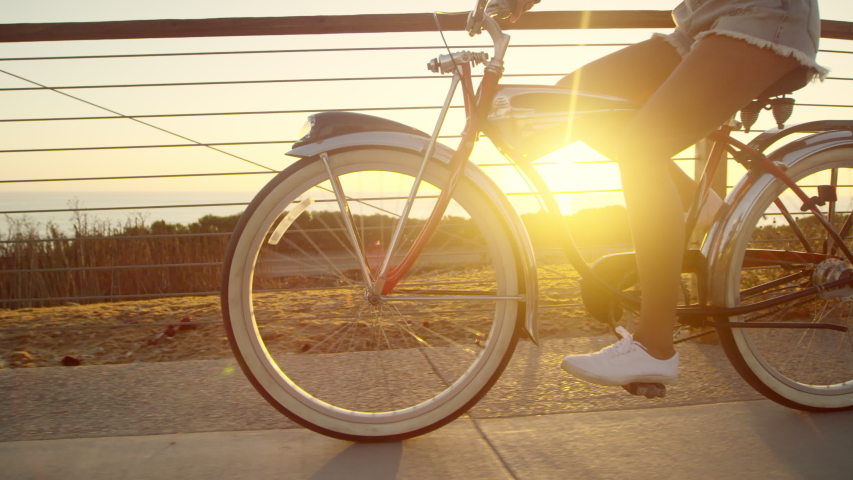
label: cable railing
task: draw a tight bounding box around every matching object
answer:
[2,10,852,316]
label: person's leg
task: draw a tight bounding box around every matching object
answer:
[562,35,803,386]
[614,34,801,360]
[556,36,681,103]
[557,38,699,210]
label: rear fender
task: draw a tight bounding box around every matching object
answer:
[704,129,853,308]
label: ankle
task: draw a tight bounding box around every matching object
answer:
[631,333,675,360]
[643,346,676,361]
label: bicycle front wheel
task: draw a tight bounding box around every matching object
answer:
[714,146,853,411]
[221,148,525,441]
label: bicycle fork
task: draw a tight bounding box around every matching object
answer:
[366,63,495,295]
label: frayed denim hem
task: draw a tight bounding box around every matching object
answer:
[694,29,829,81]
[652,32,691,57]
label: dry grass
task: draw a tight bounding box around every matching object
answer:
[1,204,637,309]
[1,211,238,309]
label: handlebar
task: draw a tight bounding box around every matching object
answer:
[465,0,511,65]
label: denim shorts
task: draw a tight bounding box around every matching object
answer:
[657,0,827,79]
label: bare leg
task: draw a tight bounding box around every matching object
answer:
[558,38,697,210]
[615,35,801,359]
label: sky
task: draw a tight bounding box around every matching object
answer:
[0,1,736,22]
[1,0,852,228]
[1,1,851,22]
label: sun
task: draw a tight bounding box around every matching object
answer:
[474,138,622,216]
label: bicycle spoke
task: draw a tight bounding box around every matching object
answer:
[226,148,522,425]
[729,157,853,402]
[313,207,362,262]
[279,233,357,287]
[320,152,374,285]
[389,302,481,354]
[828,168,839,229]
[384,304,422,350]
[386,303,433,348]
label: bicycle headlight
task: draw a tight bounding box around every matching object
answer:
[296,116,316,143]
[293,115,317,148]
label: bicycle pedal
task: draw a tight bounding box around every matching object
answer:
[623,382,666,399]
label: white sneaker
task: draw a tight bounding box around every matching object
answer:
[560,327,678,386]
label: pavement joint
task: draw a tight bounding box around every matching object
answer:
[469,415,520,480]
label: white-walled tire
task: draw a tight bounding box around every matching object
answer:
[221,149,525,441]
[717,147,853,411]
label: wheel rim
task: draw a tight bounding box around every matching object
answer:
[729,155,853,399]
[226,151,520,431]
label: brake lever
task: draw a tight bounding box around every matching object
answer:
[466,0,488,36]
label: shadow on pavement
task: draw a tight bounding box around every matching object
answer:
[308,442,402,480]
[748,402,853,477]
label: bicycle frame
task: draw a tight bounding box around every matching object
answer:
[361,15,853,336]
[225,1,853,441]
[286,10,852,338]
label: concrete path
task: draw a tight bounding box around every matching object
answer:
[3,400,853,479]
[2,337,853,479]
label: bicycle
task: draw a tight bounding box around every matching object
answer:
[221,0,853,442]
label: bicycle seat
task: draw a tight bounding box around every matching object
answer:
[754,65,811,101]
[740,66,811,132]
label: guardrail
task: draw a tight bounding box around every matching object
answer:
[2,10,852,314]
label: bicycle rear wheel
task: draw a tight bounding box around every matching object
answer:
[221,148,525,441]
[714,146,853,411]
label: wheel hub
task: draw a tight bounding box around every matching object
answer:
[365,292,382,306]
[812,258,853,300]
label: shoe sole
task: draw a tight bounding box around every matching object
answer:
[560,358,677,387]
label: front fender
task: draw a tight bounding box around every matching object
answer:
[704,129,853,309]
[287,131,449,161]
[291,111,429,149]
[287,132,541,345]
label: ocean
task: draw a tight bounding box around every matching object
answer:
[0,191,257,236]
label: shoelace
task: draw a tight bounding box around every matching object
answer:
[599,326,640,357]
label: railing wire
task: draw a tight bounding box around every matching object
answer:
[2,12,852,333]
